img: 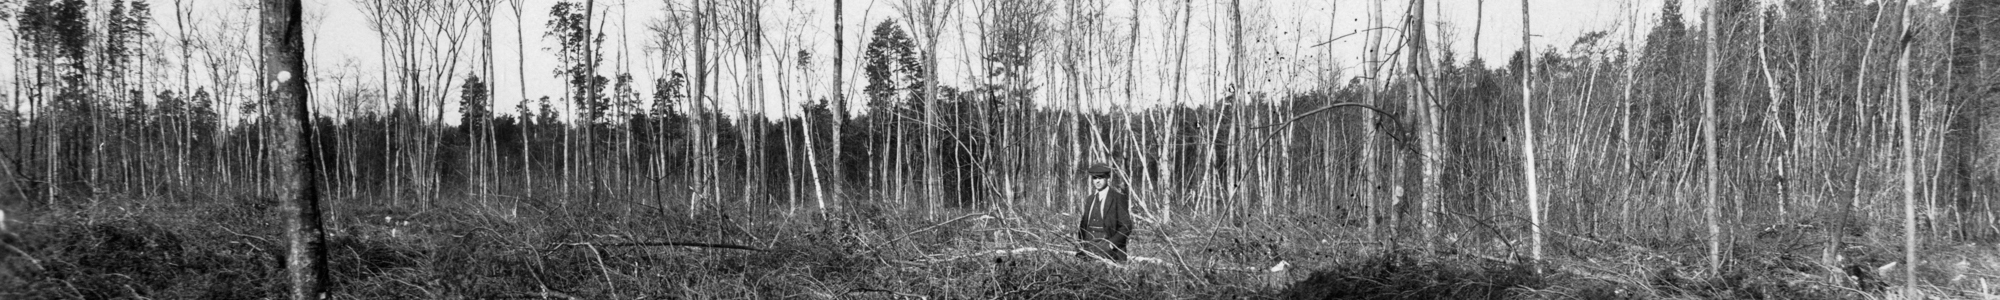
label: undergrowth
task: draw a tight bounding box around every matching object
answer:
[1,195,1994,299]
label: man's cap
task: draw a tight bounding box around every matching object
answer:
[1082,163,1116,175]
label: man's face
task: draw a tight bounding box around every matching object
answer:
[1090,175,1109,191]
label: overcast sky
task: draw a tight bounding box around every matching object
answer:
[17,0,1925,123]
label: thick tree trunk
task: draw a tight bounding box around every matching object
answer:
[692,0,711,216]
[921,1,944,218]
[1408,0,1438,249]
[262,0,327,298]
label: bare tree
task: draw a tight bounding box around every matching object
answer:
[1166,0,1191,223]
[357,0,476,207]
[1520,0,1543,266]
[831,0,846,210]
[1895,0,1917,294]
[691,0,712,216]
[510,0,530,212]
[1407,0,1438,248]
[899,0,956,217]
[1230,0,1243,221]
[1363,0,1383,242]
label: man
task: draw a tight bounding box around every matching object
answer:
[1077,163,1132,261]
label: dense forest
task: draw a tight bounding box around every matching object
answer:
[4,0,2000,298]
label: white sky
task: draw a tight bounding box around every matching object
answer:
[11,0,1942,123]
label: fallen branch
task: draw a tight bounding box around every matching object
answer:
[1420,246,1620,279]
[876,213,990,249]
[495,290,581,300]
[1199,261,1292,274]
[848,287,927,299]
[917,246,1176,270]
[548,241,763,251]
[3,242,42,271]
[914,247,1068,264]
[1127,256,1171,265]
[1156,230,1201,280]
[1545,229,1650,252]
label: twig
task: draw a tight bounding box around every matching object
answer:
[1435,208,1518,258]
[1155,230,1202,281]
[1,240,43,271]
[495,290,581,300]
[876,213,989,249]
[1419,246,1620,279]
[918,246,1066,263]
[583,243,619,299]
[1253,102,1399,130]
[1311,26,1400,47]
[1069,242,1127,268]
[549,241,763,251]
[218,225,273,245]
[1545,229,1650,252]
[1127,256,1171,265]
[848,287,927,299]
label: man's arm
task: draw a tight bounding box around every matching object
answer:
[1111,189,1133,240]
[1077,196,1092,239]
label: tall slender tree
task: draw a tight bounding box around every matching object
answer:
[1520,0,1543,266]
[1227,0,1244,221]
[510,0,531,210]
[1895,0,1917,294]
[831,0,846,210]
[1703,0,1723,272]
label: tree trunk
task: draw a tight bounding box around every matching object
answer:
[831,0,846,211]
[1230,0,1244,222]
[1519,0,1543,266]
[1408,0,1438,249]
[692,0,711,216]
[1617,1,1638,237]
[583,0,601,208]
[1754,4,1787,223]
[1895,0,1917,295]
[511,0,531,215]
[920,0,945,218]
[1703,0,1722,272]
[262,0,327,298]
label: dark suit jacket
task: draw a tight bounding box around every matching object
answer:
[1078,186,1132,259]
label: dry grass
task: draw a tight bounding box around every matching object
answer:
[2,194,1997,299]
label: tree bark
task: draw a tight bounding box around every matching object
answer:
[262,0,327,298]
[831,0,846,210]
[1408,0,1438,248]
[692,0,711,216]
[1703,0,1722,272]
[1895,0,1917,295]
[1363,0,1381,243]
[1230,0,1243,222]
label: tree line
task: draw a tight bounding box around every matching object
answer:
[5,0,2000,276]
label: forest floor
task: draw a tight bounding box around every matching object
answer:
[2,194,1998,299]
